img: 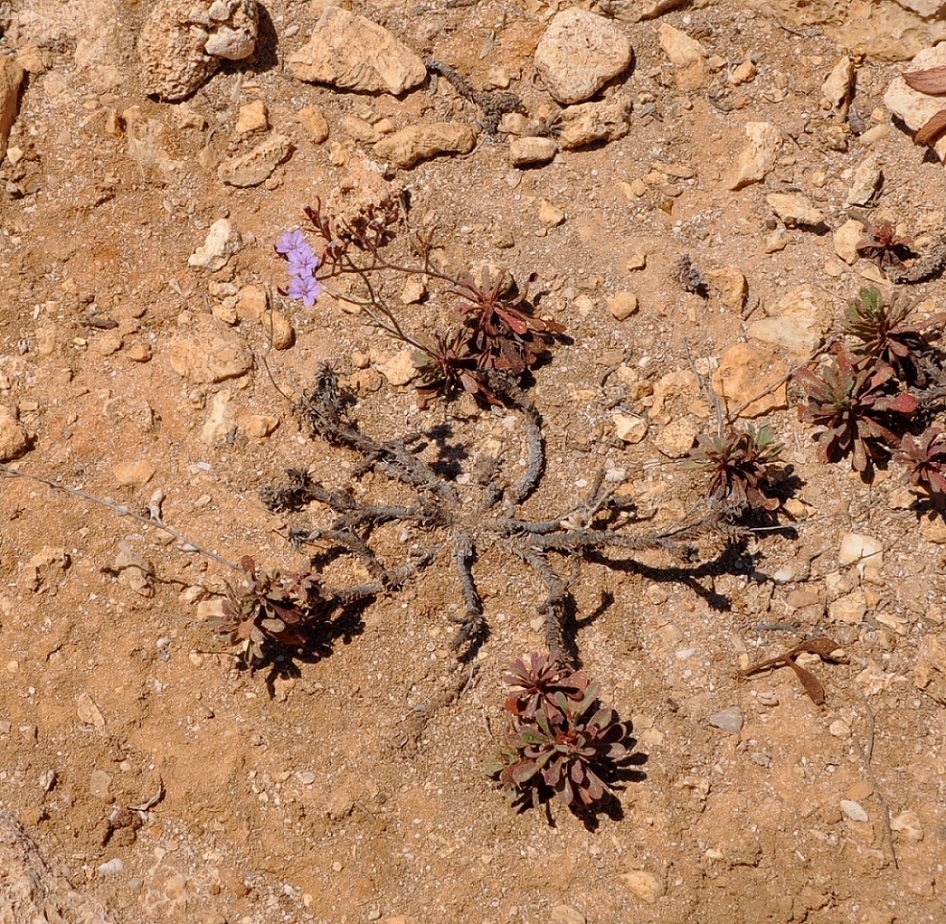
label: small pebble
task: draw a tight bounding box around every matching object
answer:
[840,799,869,823]
[98,858,124,876]
[709,707,744,735]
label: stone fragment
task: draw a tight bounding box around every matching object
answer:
[539,199,565,227]
[374,123,474,170]
[76,692,106,730]
[613,413,647,444]
[288,7,426,95]
[711,343,787,417]
[828,590,867,625]
[0,59,24,163]
[915,632,946,703]
[235,100,268,134]
[509,136,558,166]
[890,811,924,842]
[654,417,700,458]
[607,291,639,320]
[556,97,631,150]
[243,414,279,438]
[237,284,268,321]
[840,799,869,823]
[618,870,665,904]
[0,405,29,461]
[839,533,883,569]
[534,9,633,105]
[201,390,234,443]
[299,105,329,143]
[168,319,254,383]
[885,43,946,161]
[218,132,292,187]
[138,0,258,101]
[748,288,829,358]
[24,547,69,594]
[127,342,153,362]
[188,219,243,271]
[376,350,418,386]
[765,193,825,228]
[834,218,865,264]
[659,23,706,66]
[705,267,747,310]
[726,121,782,190]
[112,461,156,487]
[846,155,882,206]
[709,707,744,735]
[729,57,757,85]
[550,906,586,924]
[340,115,381,144]
[262,310,294,350]
[112,541,154,597]
[822,56,854,114]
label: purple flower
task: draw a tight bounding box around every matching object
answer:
[288,273,323,308]
[288,244,319,278]
[276,229,307,255]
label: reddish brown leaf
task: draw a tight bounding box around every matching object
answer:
[786,659,826,705]
[913,108,946,147]
[904,65,946,96]
[792,636,842,659]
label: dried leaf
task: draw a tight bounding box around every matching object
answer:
[786,658,826,705]
[904,65,946,96]
[792,636,843,659]
[913,108,946,147]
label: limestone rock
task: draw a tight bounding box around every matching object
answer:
[556,97,631,150]
[834,218,865,264]
[509,136,558,166]
[618,869,665,904]
[188,219,243,271]
[705,267,747,310]
[375,349,418,386]
[726,121,782,190]
[607,291,639,320]
[0,59,24,163]
[658,23,707,66]
[748,287,830,357]
[0,405,29,460]
[168,319,253,383]
[885,43,946,160]
[288,7,426,95]
[711,344,788,418]
[218,133,293,187]
[822,56,854,114]
[201,390,234,443]
[299,105,330,143]
[235,100,268,134]
[138,0,258,101]
[915,632,946,703]
[534,9,633,105]
[374,123,474,170]
[613,413,647,443]
[765,192,826,228]
[654,417,701,458]
[846,155,882,206]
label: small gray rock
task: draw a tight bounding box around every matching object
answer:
[709,707,744,735]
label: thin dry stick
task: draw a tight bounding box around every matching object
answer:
[0,464,240,570]
[859,696,899,870]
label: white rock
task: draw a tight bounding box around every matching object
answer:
[0,59,24,163]
[556,97,631,150]
[0,405,29,460]
[138,0,258,101]
[374,123,474,170]
[218,132,293,187]
[839,532,884,568]
[535,9,633,105]
[288,7,426,95]
[840,799,869,823]
[891,811,924,842]
[828,590,867,625]
[846,155,882,206]
[726,121,782,190]
[508,136,558,166]
[613,413,647,443]
[618,870,665,904]
[201,390,234,443]
[834,218,865,264]
[765,192,826,228]
[188,219,243,271]
[76,692,106,730]
[658,23,706,66]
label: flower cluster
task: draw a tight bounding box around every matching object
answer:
[276,229,323,308]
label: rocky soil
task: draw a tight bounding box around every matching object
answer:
[1,1,946,923]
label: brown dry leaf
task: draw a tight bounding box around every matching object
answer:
[904,65,946,96]
[792,636,842,659]
[913,108,946,147]
[786,658,826,705]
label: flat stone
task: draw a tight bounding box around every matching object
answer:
[535,9,633,105]
[885,43,946,161]
[748,287,829,358]
[201,390,234,443]
[218,132,293,187]
[374,123,474,170]
[168,319,253,383]
[766,192,826,228]
[76,692,106,730]
[711,343,788,417]
[846,155,882,206]
[834,218,865,264]
[0,405,29,461]
[556,97,631,150]
[188,218,243,271]
[828,590,867,624]
[709,706,744,735]
[727,121,782,190]
[840,799,869,823]
[613,413,647,443]
[618,870,665,904]
[890,811,924,842]
[375,349,418,386]
[550,906,586,924]
[235,100,268,134]
[112,461,156,487]
[288,7,426,95]
[138,0,257,101]
[658,23,707,65]
[608,291,639,320]
[654,417,701,458]
[0,59,24,163]
[509,136,557,166]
